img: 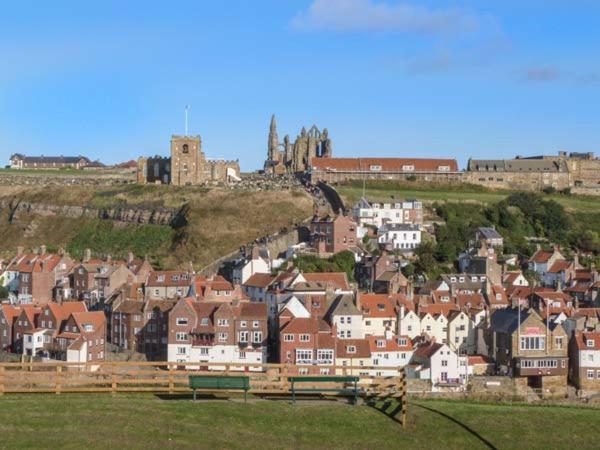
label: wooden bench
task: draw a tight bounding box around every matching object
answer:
[288,376,360,405]
[188,375,251,402]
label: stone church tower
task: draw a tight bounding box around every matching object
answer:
[171,135,204,186]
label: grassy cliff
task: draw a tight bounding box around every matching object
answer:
[0,185,313,269]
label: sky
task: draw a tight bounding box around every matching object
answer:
[1,0,599,171]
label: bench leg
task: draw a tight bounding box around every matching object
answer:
[193,389,196,402]
[354,380,358,406]
[292,382,295,404]
[244,389,247,403]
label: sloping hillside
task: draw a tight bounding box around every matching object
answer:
[0,185,313,269]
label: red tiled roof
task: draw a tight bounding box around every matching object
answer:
[243,273,276,288]
[47,302,87,322]
[12,253,64,273]
[71,311,106,334]
[336,339,372,358]
[301,272,350,290]
[367,335,413,352]
[530,250,553,264]
[548,260,571,273]
[0,305,21,325]
[575,332,600,351]
[468,355,494,365]
[311,157,459,173]
[413,342,444,359]
[360,294,397,318]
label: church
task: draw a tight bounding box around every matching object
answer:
[137,134,240,186]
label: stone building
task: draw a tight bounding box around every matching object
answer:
[264,115,332,175]
[137,135,240,185]
[466,152,600,192]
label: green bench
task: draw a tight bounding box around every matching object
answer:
[288,376,360,405]
[188,375,251,402]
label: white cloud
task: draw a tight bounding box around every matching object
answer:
[292,0,480,34]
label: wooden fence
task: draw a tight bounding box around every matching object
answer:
[0,361,408,425]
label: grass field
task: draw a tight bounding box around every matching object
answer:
[0,394,598,449]
[336,181,600,213]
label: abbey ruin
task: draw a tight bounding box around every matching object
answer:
[263,115,332,175]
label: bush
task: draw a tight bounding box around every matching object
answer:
[542,186,556,195]
[0,285,8,299]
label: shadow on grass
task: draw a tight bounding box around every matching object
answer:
[411,402,498,450]
[365,398,404,425]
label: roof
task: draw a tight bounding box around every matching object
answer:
[548,260,572,273]
[530,250,554,264]
[329,295,361,317]
[146,271,193,287]
[10,253,64,273]
[70,311,106,334]
[47,302,87,322]
[0,305,21,325]
[301,272,350,290]
[503,271,524,285]
[574,332,600,351]
[311,157,459,173]
[280,317,331,335]
[477,227,503,240]
[468,355,494,365]
[113,300,145,314]
[336,339,372,358]
[195,275,234,292]
[490,308,533,334]
[468,158,567,173]
[413,342,444,359]
[243,273,276,289]
[360,294,397,318]
[10,154,91,164]
[367,335,413,352]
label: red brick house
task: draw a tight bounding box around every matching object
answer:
[569,331,600,393]
[0,305,20,351]
[55,311,106,363]
[310,214,357,255]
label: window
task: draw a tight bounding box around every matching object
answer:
[440,372,448,381]
[239,331,249,343]
[200,348,209,356]
[347,345,356,354]
[200,318,209,325]
[587,370,595,380]
[299,368,309,375]
[398,338,408,346]
[402,165,414,172]
[177,347,187,355]
[587,339,595,348]
[555,337,564,349]
[340,317,345,324]
[377,340,385,348]
[218,333,228,342]
[347,316,352,324]
[240,321,247,328]
[252,331,262,344]
[317,349,334,365]
[133,315,141,322]
[239,351,246,359]
[441,360,448,367]
[370,165,382,171]
[300,334,310,342]
[217,319,229,327]
[176,332,188,341]
[284,334,294,342]
[520,336,545,351]
[296,349,313,365]
[252,321,260,328]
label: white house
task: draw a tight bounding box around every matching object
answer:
[412,342,467,392]
[397,306,421,340]
[360,294,398,337]
[420,313,448,345]
[330,295,364,339]
[232,250,271,285]
[367,331,414,376]
[352,197,423,229]
[377,224,421,253]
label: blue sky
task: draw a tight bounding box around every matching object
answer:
[1,0,599,171]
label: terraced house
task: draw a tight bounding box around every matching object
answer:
[167,298,268,368]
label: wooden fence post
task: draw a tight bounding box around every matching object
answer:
[400,370,407,428]
[0,365,4,396]
[55,365,62,395]
[168,363,174,395]
[111,363,117,394]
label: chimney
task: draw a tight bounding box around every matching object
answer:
[127,251,134,264]
[39,245,47,256]
[325,282,335,301]
[83,248,92,263]
[188,261,195,275]
[58,247,65,256]
[17,246,24,256]
[251,246,260,260]
[355,291,361,310]
[384,327,393,340]
[573,253,579,268]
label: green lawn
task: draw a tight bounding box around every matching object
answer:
[336,181,600,213]
[0,395,598,449]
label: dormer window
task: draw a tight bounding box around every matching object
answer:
[347,345,356,354]
[438,165,450,172]
[402,165,414,172]
[377,304,385,311]
[84,324,93,332]
[398,338,408,346]
[377,340,385,348]
[370,165,382,171]
[587,340,595,347]
[157,275,165,282]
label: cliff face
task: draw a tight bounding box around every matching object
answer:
[0,199,178,226]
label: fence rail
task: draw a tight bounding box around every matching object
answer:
[0,362,406,396]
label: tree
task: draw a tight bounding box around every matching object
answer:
[0,285,8,299]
